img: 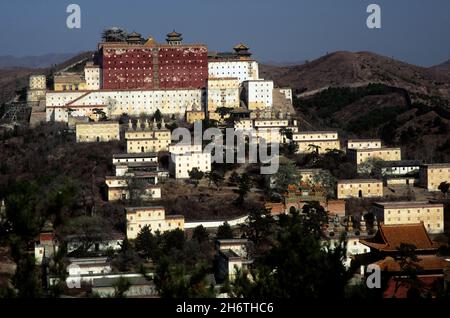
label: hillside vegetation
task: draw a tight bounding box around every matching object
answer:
[261,51,450,163]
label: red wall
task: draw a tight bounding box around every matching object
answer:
[100,45,207,90]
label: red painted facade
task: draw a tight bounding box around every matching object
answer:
[100,44,208,90]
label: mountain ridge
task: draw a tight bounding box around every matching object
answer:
[260,50,450,102]
[0,53,80,69]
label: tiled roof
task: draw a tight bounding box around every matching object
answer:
[360,223,440,252]
[294,130,338,135]
[338,179,382,184]
[373,201,443,209]
[375,255,449,272]
[113,153,158,158]
[125,206,165,212]
[265,202,285,215]
[39,232,55,242]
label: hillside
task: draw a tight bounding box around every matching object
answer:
[0,53,78,69]
[0,52,93,106]
[260,51,450,101]
[432,59,450,71]
[259,51,450,162]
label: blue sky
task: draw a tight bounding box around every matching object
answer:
[0,0,449,66]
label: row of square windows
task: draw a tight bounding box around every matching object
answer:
[359,152,399,156]
[340,184,381,187]
[387,209,440,214]
[107,60,204,64]
[129,222,182,232]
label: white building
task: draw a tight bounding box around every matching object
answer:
[66,235,124,254]
[126,206,185,239]
[170,151,211,179]
[372,201,444,234]
[293,131,341,154]
[278,88,293,103]
[233,118,298,145]
[208,60,259,84]
[234,119,254,131]
[207,77,240,113]
[75,121,120,143]
[242,80,274,110]
[84,62,102,90]
[380,160,421,176]
[67,257,112,277]
[347,139,382,150]
[105,173,161,201]
[169,143,211,179]
[27,75,47,103]
[112,153,158,166]
[169,143,203,155]
[215,239,253,282]
[46,88,203,122]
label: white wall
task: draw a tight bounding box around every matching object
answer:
[243,80,273,109]
[184,215,248,229]
[208,60,259,84]
[46,89,203,122]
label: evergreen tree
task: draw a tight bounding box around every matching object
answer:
[135,226,160,261]
[230,203,352,298]
[192,225,209,243]
[216,222,233,240]
[188,168,204,187]
[113,277,131,298]
[235,173,252,206]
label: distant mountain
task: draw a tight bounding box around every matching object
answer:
[0,53,79,69]
[262,60,306,67]
[431,59,450,71]
[0,52,93,106]
[261,51,450,162]
[260,51,450,100]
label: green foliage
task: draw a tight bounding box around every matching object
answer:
[113,277,132,298]
[358,157,386,178]
[12,252,43,298]
[240,208,275,246]
[205,171,224,190]
[312,170,337,199]
[112,239,142,272]
[216,222,233,240]
[192,225,209,243]
[295,84,393,118]
[216,107,232,120]
[393,243,424,298]
[280,140,298,156]
[153,109,162,122]
[135,225,160,260]
[438,182,450,197]
[154,257,215,298]
[229,204,352,298]
[134,227,208,271]
[272,160,299,194]
[5,181,43,240]
[188,168,204,187]
[162,228,186,251]
[60,215,114,256]
[346,106,404,135]
[234,173,252,206]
